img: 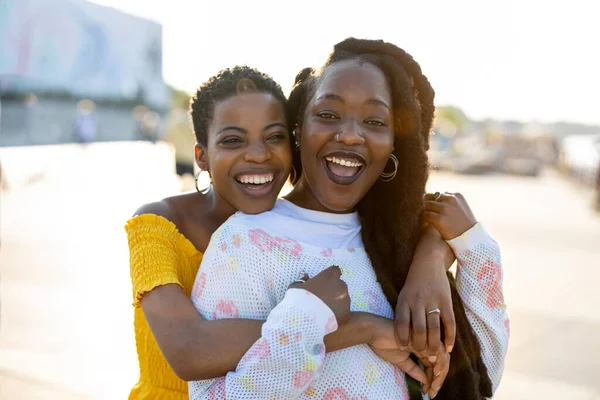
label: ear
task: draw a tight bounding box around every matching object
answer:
[194,143,208,172]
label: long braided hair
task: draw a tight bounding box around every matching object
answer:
[287,38,492,400]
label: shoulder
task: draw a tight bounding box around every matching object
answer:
[132,192,207,225]
[127,195,208,253]
[126,199,180,241]
[133,199,177,222]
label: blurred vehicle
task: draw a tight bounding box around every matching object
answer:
[502,157,541,177]
[431,133,503,174]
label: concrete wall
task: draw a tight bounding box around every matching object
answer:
[1,99,154,147]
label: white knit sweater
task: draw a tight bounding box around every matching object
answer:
[189,199,509,399]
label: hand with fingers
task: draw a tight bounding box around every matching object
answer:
[414,342,451,399]
[395,223,457,362]
[288,265,351,325]
[366,313,445,392]
[424,191,477,240]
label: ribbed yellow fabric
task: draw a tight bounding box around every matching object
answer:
[125,214,203,400]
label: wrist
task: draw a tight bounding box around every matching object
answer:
[351,312,377,345]
[414,227,455,271]
[323,312,375,351]
[347,312,377,344]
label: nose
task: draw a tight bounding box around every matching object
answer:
[244,141,272,164]
[337,118,365,146]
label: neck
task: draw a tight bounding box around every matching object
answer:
[285,177,354,214]
[203,185,238,228]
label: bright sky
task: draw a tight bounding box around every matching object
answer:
[91,0,600,125]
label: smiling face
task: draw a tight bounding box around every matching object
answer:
[292,60,395,213]
[197,92,292,214]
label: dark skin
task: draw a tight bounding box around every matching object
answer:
[134,91,455,392]
[139,197,450,385]
[287,60,453,397]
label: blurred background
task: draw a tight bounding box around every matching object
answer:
[1,0,599,399]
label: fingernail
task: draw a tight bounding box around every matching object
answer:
[428,355,437,363]
[446,345,453,353]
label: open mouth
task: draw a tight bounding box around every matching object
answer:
[235,172,277,197]
[323,153,365,185]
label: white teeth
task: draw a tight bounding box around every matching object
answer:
[325,156,363,168]
[237,174,275,184]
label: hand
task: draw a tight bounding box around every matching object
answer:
[364,313,429,386]
[415,342,451,399]
[395,225,456,355]
[289,266,350,324]
[424,192,477,240]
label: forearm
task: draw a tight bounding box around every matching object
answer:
[143,284,263,381]
[145,285,374,381]
[413,225,455,270]
[189,289,335,399]
[170,317,264,381]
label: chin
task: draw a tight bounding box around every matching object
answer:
[318,191,359,213]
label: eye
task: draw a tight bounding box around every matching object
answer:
[267,133,287,141]
[365,120,386,127]
[220,137,243,145]
[317,112,339,120]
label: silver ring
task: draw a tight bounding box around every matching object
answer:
[432,192,442,201]
[427,308,441,315]
[335,132,341,142]
[293,279,306,284]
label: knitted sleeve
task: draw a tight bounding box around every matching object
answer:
[448,222,510,393]
[125,214,189,307]
[188,223,337,399]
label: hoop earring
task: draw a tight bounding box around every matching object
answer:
[379,153,398,182]
[290,165,297,183]
[194,170,202,192]
[195,170,212,194]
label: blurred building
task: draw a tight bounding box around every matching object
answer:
[0,0,170,146]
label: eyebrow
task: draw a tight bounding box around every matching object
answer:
[264,122,287,131]
[216,122,287,136]
[216,126,246,136]
[366,98,391,111]
[316,93,344,103]
[316,93,391,111]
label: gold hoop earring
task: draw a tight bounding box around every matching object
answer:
[194,170,202,192]
[379,153,398,182]
[195,170,211,194]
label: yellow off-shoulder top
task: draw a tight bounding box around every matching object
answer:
[125,214,203,400]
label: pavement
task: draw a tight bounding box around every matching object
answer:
[1,142,599,399]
